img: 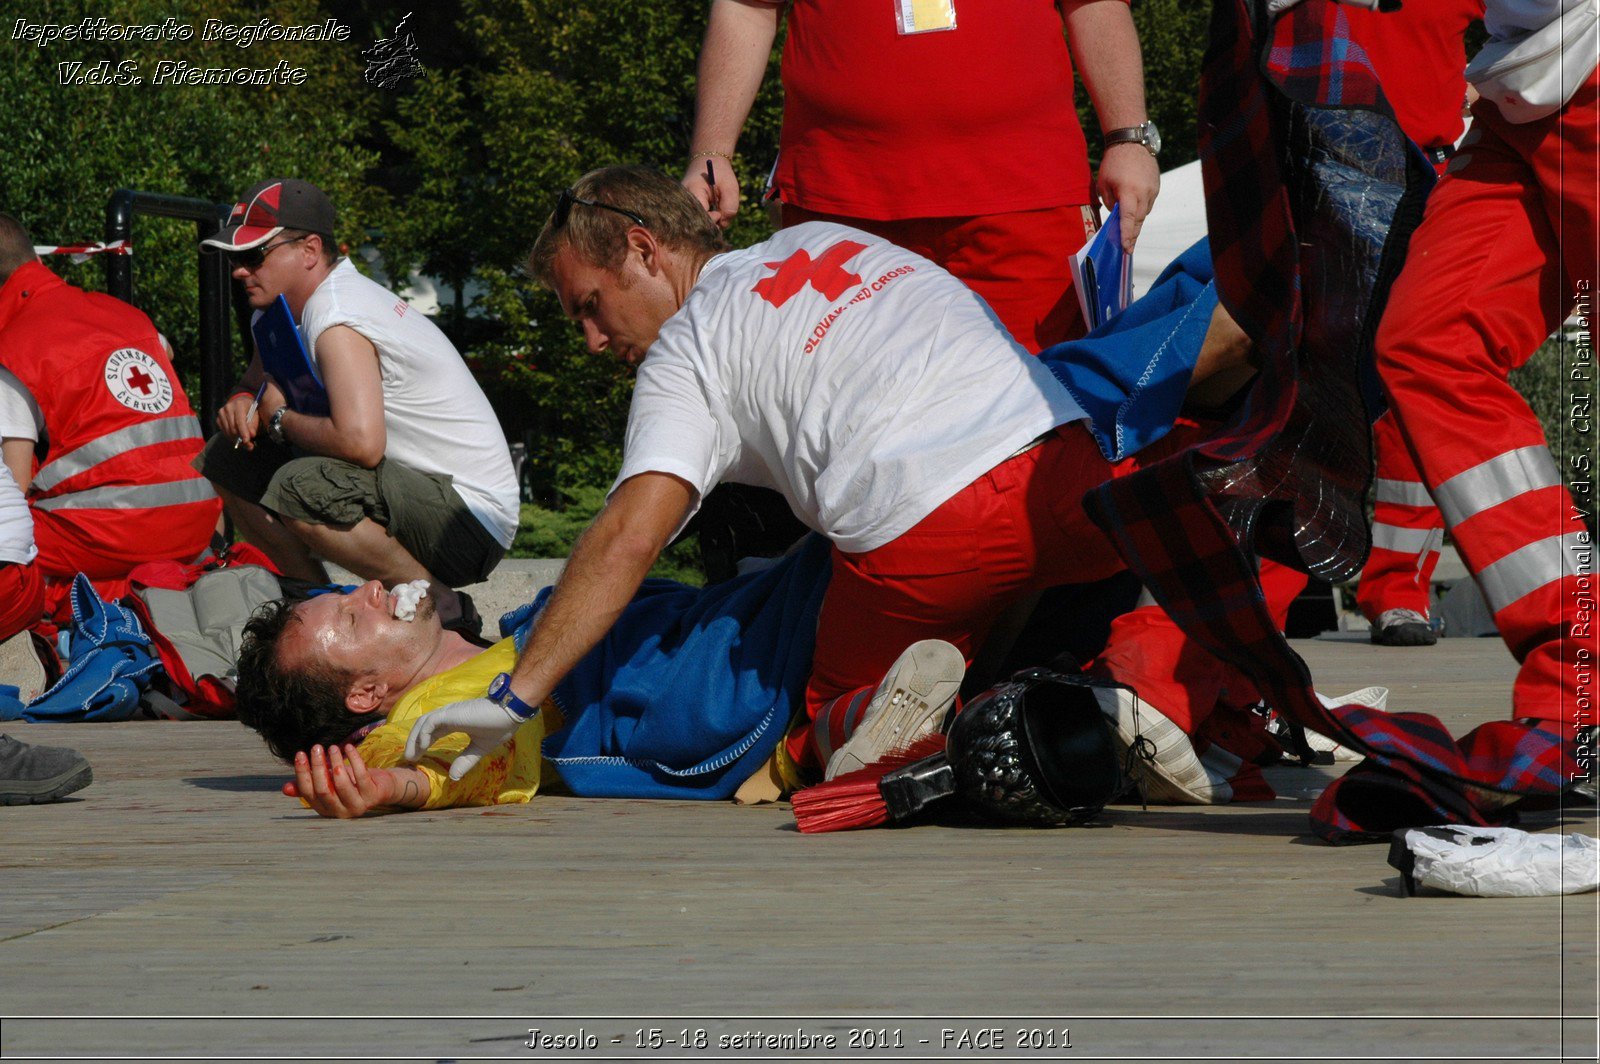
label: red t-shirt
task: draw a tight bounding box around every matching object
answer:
[1346,0,1484,150]
[769,0,1111,220]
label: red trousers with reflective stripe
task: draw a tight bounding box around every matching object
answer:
[1376,70,1600,725]
[781,203,1095,353]
[792,424,1189,767]
[0,560,44,642]
[1356,411,1446,620]
[1355,157,1457,620]
[32,500,220,621]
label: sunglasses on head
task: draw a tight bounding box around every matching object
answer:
[552,188,646,229]
[226,233,309,270]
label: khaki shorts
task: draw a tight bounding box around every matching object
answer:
[195,434,504,588]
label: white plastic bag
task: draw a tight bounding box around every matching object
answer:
[1390,825,1600,898]
[1466,2,1599,124]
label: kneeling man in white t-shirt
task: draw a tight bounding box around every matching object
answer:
[405,166,1232,786]
[194,179,519,635]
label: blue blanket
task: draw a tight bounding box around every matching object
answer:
[1,574,159,723]
[498,534,832,800]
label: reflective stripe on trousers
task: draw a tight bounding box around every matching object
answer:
[1374,477,1435,508]
[1430,446,1562,530]
[1370,523,1443,557]
[1358,411,1447,618]
[1477,531,1594,615]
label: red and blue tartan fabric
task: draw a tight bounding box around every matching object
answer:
[1083,0,1578,843]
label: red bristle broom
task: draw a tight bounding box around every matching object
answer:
[792,732,954,833]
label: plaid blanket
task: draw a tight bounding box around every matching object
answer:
[1082,0,1578,844]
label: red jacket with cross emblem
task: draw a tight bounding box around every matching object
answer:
[0,261,217,551]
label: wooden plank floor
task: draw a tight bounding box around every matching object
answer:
[2,636,1594,1061]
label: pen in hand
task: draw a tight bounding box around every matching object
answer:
[234,380,268,450]
[704,159,718,213]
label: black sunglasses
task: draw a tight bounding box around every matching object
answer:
[226,233,309,270]
[552,188,646,229]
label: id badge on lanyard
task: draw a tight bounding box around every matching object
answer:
[893,0,956,34]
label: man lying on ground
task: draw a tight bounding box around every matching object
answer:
[236,536,833,817]
[238,580,543,817]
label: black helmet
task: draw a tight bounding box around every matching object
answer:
[874,667,1127,828]
[946,667,1126,826]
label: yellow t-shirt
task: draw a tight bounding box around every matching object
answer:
[357,637,551,810]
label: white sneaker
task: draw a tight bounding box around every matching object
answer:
[0,631,46,703]
[824,640,965,780]
[1306,686,1390,761]
[1092,685,1232,804]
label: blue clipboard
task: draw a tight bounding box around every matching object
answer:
[252,295,330,416]
[1070,204,1134,332]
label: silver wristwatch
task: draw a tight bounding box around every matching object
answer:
[1103,121,1162,158]
[267,406,289,446]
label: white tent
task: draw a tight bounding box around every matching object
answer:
[1129,159,1208,298]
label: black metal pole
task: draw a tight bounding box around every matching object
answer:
[104,189,135,304]
[104,190,234,436]
[197,223,232,429]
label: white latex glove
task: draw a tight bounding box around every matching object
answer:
[403,697,521,781]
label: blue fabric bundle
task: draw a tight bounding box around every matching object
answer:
[1,574,160,722]
[1039,238,1217,462]
[500,534,832,800]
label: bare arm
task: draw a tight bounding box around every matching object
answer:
[2,437,33,495]
[1064,0,1161,251]
[266,325,387,468]
[403,471,697,779]
[681,0,782,226]
[504,471,695,708]
[1184,303,1259,409]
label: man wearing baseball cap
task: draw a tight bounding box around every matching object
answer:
[194,179,519,635]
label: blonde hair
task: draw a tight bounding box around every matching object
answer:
[529,165,727,285]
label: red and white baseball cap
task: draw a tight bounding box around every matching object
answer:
[201,178,337,252]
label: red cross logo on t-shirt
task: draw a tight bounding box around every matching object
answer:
[124,366,156,395]
[752,240,867,308]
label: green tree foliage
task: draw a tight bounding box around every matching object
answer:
[0,0,387,391]
[1129,0,1211,170]
[358,0,784,506]
[514,487,704,585]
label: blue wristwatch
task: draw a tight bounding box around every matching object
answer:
[487,672,541,721]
